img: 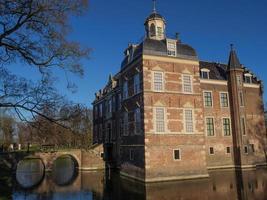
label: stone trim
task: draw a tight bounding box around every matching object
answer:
[143,55,199,65]
[200,79,227,85]
[120,171,209,183]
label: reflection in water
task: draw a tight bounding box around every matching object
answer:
[52,155,78,186]
[16,158,44,189]
[13,168,267,200]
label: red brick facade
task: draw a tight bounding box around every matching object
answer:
[92,10,267,182]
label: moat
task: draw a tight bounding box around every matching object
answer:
[1,157,267,200]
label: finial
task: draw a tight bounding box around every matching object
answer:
[153,0,157,13]
[230,44,234,51]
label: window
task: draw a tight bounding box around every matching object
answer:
[200,69,210,79]
[122,81,128,99]
[184,109,194,133]
[99,124,103,141]
[183,75,193,93]
[251,144,255,153]
[241,117,246,135]
[107,99,112,114]
[239,91,244,106]
[204,91,213,107]
[134,74,140,94]
[150,23,156,37]
[237,75,242,86]
[123,112,128,136]
[167,39,177,56]
[173,149,181,160]
[130,149,134,161]
[153,72,164,91]
[209,147,214,155]
[99,104,103,117]
[244,146,248,154]
[220,93,229,107]
[223,118,231,136]
[226,147,231,154]
[155,107,165,133]
[94,106,98,119]
[206,118,215,136]
[134,108,141,135]
[244,74,252,84]
[157,27,163,37]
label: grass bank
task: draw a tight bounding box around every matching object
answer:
[0,161,13,200]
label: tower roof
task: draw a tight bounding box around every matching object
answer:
[145,0,165,24]
[228,44,242,70]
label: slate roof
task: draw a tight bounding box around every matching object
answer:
[228,48,242,70]
[199,61,228,80]
[145,13,165,24]
[199,61,259,83]
[121,38,198,69]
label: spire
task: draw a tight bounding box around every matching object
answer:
[228,44,242,70]
[153,0,157,13]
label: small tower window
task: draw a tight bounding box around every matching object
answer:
[150,23,156,37]
[200,68,210,79]
[157,27,163,37]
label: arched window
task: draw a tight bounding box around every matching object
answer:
[150,23,156,37]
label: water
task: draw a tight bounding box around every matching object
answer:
[8,158,267,199]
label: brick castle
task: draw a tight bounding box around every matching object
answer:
[92,5,267,182]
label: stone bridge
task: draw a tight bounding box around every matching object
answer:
[1,145,105,172]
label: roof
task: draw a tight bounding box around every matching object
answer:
[145,13,165,24]
[200,61,259,83]
[228,47,242,70]
[121,38,198,69]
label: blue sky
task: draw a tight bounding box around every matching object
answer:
[9,0,267,108]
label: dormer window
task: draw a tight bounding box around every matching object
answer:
[200,68,210,79]
[244,73,252,84]
[167,39,177,57]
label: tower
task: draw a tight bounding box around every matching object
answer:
[227,44,245,167]
[144,0,166,40]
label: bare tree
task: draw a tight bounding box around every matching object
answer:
[0,0,89,75]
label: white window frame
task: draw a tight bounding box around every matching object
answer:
[182,74,193,94]
[173,149,181,161]
[205,117,215,137]
[153,71,164,92]
[219,92,229,108]
[222,117,232,136]
[200,68,210,79]
[134,73,140,94]
[244,73,252,84]
[154,107,166,133]
[203,91,213,108]
[167,39,177,57]
[184,109,194,134]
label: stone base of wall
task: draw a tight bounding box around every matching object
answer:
[80,145,105,171]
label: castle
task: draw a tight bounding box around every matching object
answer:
[92,4,267,182]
